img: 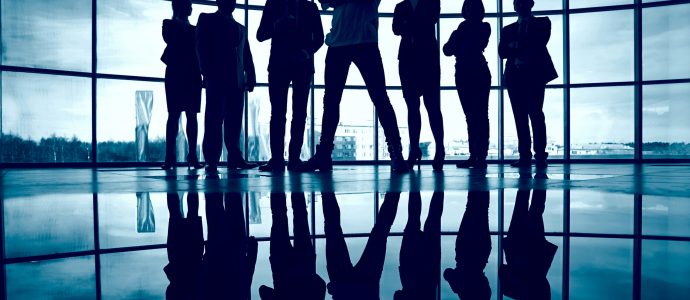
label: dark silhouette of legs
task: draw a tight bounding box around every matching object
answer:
[457,68,491,168]
[164,111,182,167]
[322,193,355,282]
[508,82,547,165]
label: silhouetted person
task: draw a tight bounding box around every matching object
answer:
[298,0,409,173]
[444,191,492,300]
[394,192,443,300]
[197,0,258,173]
[164,193,204,299]
[393,0,445,171]
[161,0,204,170]
[202,192,258,300]
[499,189,557,300]
[444,0,491,169]
[259,193,326,300]
[322,192,400,299]
[499,0,558,168]
[257,0,324,172]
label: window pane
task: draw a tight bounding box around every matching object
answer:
[503,0,562,12]
[504,188,564,233]
[101,249,167,299]
[246,87,314,162]
[98,193,172,249]
[1,0,92,72]
[570,10,634,83]
[504,88,565,159]
[570,0,632,9]
[570,238,633,300]
[97,1,227,77]
[97,79,200,162]
[380,17,402,87]
[570,190,634,234]
[249,9,271,85]
[3,194,94,258]
[314,192,375,235]
[314,89,375,161]
[440,190,500,232]
[441,18,499,87]
[643,83,690,158]
[642,240,690,300]
[643,4,690,81]
[642,195,690,237]
[1,72,92,163]
[6,256,96,299]
[570,87,634,159]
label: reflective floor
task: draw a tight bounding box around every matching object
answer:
[1,164,689,299]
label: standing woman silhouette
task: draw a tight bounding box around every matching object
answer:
[161,0,204,170]
[444,0,492,169]
[393,0,445,171]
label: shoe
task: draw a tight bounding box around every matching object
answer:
[296,144,333,172]
[287,159,303,171]
[161,161,176,170]
[535,153,549,169]
[205,163,218,173]
[432,146,445,171]
[227,158,259,170]
[186,154,205,170]
[407,146,422,170]
[259,158,286,172]
[510,159,531,168]
[473,157,488,169]
[456,156,476,169]
[389,144,410,173]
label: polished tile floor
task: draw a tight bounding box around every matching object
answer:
[1,164,689,299]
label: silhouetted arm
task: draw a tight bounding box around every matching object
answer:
[392,3,409,36]
[443,30,458,57]
[243,35,257,91]
[534,17,551,47]
[478,22,491,52]
[498,25,515,60]
[162,20,175,44]
[195,15,212,76]
[256,0,276,42]
[309,4,325,54]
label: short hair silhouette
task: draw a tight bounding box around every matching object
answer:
[217,0,236,13]
[462,0,486,22]
[172,0,192,15]
[513,0,535,13]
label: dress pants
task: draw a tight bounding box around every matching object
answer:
[203,82,244,165]
[268,63,311,161]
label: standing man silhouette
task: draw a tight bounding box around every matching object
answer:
[298,0,409,173]
[257,0,324,172]
[444,0,492,170]
[499,0,558,168]
[393,0,445,171]
[197,0,258,173]
[161,0,204,170]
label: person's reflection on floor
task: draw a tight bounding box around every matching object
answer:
[202,192,258,300]
[259,193,326,300]
[395,192,443,300]
[444,191,492,300]
[323,192,400,299]
[500,189,557,300]
[165,192,204,300]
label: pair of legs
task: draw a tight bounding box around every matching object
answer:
[397,192,443,299]
[400,59,445,167]
[263,193,325,298]
[322,192,400,298]
[164,193,203,299]
[265,63,312,167]
[165,111,199,163]
[457,66,491,166]
[444,191,492,298]
[203,83,255,169]
[203,192,257,299]
[507,79,548,164]
[305,43,407,172]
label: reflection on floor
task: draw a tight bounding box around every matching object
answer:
[1,164,689,299]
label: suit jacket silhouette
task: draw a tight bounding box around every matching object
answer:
[257,0,324,73]
[498,16,558,87]
[196,12,256,91]
[161,19,202,112]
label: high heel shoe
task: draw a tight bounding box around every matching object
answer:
[187,154,205,170]
[407,147,422,170]
[432,147,445,171]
